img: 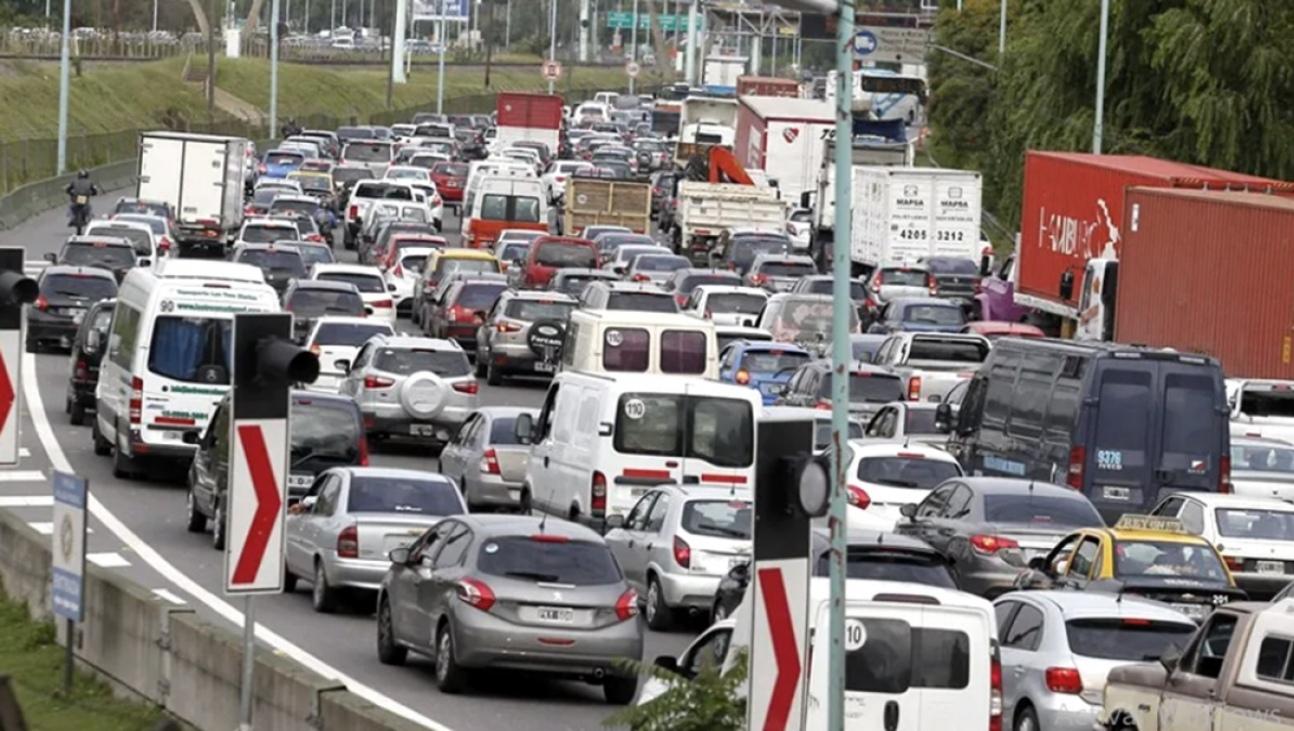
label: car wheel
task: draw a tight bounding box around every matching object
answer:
[486,358,503,387]
[1014,704,1039,731]
[112,434,136,480]
[603,674,637,705]
[518,489,532,516]
[91,418,111,456]
[64,393,72,415]
[284,569,298,594]
[69,400,86,426]
[376,597,407,665]
[434,622,468,693]
[312,559,337,613]
[645,575,673,631]
[211,502,226,550]
[185,488,206,533]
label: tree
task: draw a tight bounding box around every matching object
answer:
[603,651,747,731]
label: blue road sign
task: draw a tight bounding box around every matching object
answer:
[52,471,87,623]
[854,30,879,56]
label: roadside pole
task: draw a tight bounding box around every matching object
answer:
[392,0,409,84]
[56,0,71,173]
[683,0,697,86]
[270,0,281,136]
[828,0,855,728]
[629,0,639,94]
[998,0,1006,56]
[548,0,559,95]
[1092,0,1109,154]
[52,472,88,697]
[436,6,447,114]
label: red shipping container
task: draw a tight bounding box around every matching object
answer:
[736,76,800,98]
[1116,188,1294,379]
[1016,151,1288,316]
[495,92,564,130]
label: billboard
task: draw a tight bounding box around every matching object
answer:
[412,0,468,21]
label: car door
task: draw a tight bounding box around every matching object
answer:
[635,492,673,591]
[397,521,452,649]
[997,599,1046,723]
[1059,534,1102,590]
[439,414,477,482]
[285,474,330,575]
[304,477,343,559]
[528,382,561,514]
[1158,611,1236,731]
[606,492,658,592]
[896,484,955,545]
[190,401,228,515]
[424,522,473,632]
[337,343,371,398]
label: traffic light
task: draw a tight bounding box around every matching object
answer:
[231,312,319,420]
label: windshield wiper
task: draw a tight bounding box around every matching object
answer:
[504,570,561,582]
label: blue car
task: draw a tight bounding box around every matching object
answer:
[718,340,813,405]
[259,149,306,179]
[867,296,967,334]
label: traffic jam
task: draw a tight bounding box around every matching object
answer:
[29,75,1294,730]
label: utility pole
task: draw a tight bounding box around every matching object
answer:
[579,0,590,62]
[998,0,1006,55]
[270,0,280,136]
[391,0,407,86]
[548,0,558,94]
[1093,0,1109,153]
[305,0,311,32]
[153,0,159,32]
[504,0,511,50]
[683,0,696,86]
[207,0,215,123]
[629,0,638,93]
[56,0,70,173]
[436,5,447,113]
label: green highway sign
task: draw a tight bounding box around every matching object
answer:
[605,12,700,31]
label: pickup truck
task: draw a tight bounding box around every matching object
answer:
[1100,599,1294,731]
[342,180,422,250]
[870,332,991,403]
[1228,379,1294,443]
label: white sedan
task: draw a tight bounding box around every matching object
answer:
[843,441,964,530]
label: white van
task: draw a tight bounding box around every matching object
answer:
[95,259,281,476]
[462,174,548,249]
[561,309,719,380]
[461,160,538,235]
[518,371,760,525]
[728,577,1001,731]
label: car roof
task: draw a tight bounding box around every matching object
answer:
[312,263,383,276]
[1168,492,1294,510]
[369,334,461,350]
[337,466,452,482]
[845,441,961,461]
[1000,590,1200,624]
[953,476,1085,498]
[891,296,958,307]
[311,316,376,327]
[811,526,939,553]
[505,289,576,302]
[434,249,497,261]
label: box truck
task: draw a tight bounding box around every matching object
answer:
[702,55,747,95]
[807,124,914,268]
[494,92,563,154]
[1014,151,1287,322]
[674,181,785,265]
[136,131,248,255]
[850,167,983,272]
[674,97,739,167]
[733,96,834,205]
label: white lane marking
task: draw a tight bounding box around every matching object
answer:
[87,552,131,568]
[28,521,52,535]
[20,352,453,731]
[0,495,53,507]
[0,470,46,482]
[152,589,186,605]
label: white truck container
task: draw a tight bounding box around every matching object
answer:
[137,131,248,254]
[851,166,982,271]
[674,180,785,264]
[733,95,834,205]
[808,135,914,265]
[674,97,739,167]
[702,55,747,94]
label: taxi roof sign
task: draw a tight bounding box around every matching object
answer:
[1114,514,1188,534]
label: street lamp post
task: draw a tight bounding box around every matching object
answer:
[436,5,447,113]
[548,0,558,94]
[1093,0,1110,154]
[56,0,71,173]
[998,0,1006,55]
[629,0,639,93]
[270,0,281,136]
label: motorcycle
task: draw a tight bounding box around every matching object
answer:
[68,195,91,235]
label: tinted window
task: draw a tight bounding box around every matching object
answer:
[333,167,375,185]
[536,243,596,268]
[814,549,956,588]
[1240,388,1294,418]
[661,330,707,374]
[908,339,990,363]
[905,408,939,435]
[476,536,622,585]
[983,494,1103,526]
[614,394,754,468]
[241,225,296,244]
[270,199,318,217]
[925,257,979,274]
[731,236,790,269]
[266,151,304,166]
[344,142,393,162]
[739,349,810,373]
[488,416,526,445]
[1094,370,1152,477]
[757,261,816,277]
[816,373,905,404]
[1162,373,1221,458]
[41,274,116,301]
[1066,619,1196,662]
[148,317,231,384]
[845,620,969,693]
[311,322,391,346]
[346,476,463,515]
[681,499,751,539]
[605,292,678,313]
[901,303,964,327]
[237,249,306,277]
[283,244,335,266]
[1112,540,1228,582]
[1216,508,1294,540]
[373,348,471,377]
[857,456,961,489]
[288,288,364,317]
[879,269,927,286]
[703,294,764,315]
[1003,604,1044,650]
[62,242,134,268]
[603,328,649,372]
[1257,636,1294,683]
[454,283,506,310]
[317,271,384,293]
[290,398,362,465]
[634,255,689,273]
[504,299,574,321]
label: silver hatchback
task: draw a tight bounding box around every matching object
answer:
[339,334,478,445]
[376,514,644,704]
[438,407,538,511]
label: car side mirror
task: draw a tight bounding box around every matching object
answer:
[365,306,374,315]
[387,283,397,291]
[139,258,151,267]
[605,514,625,530]
[44,252,57,263]
[515,412,534,444]
[653,654,682,676]
[899,503,917,520]
[335,359,350,372]
[743,318,755,328]
[388,547,411,564]
[85,328,102,353]
[1160,646,1181,673]
[1027,556,1047,571]
[934,402,953,433]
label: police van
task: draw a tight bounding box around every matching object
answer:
[94,259,280,477]
[559,309,720,380]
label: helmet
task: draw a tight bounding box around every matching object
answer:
[77,170,88,179]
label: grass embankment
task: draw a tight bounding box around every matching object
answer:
[0,591,167,730]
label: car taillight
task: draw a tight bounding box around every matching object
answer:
[735,369,750,385]
[969,534,1020,555]
[1045,667,1083,695]
[449,305,474,322]
[371,299,393,308]
[244,205,255,215]
[159,237,171,252]
[591,471,607,515]
[907,375,922,400]
[453,381,479,395]
[846,484,870,509]
[480,448,500,475]
[673,536,691,568]
[1067,445,1085,489]
[927,274,939,295]
[1223,555,1244,571]
[358,434,370,466]
[307,234,323,243]
[750,273,767,285]
[990,649,1003,731]
[1220,454,1232,494]
[129,375,143,425]
[456,577,495,612]
[496,321,522,333]
[615,588,639,622]
[74,358,89,380]
[631,274,650,283]
[364,375,394,389]
[349,204,358,218]
[34,295,48,311]
[337,524,359,558]
[674,294,688,307]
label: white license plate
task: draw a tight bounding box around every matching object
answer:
[1258,560,1286,575]
[409,424,436,436]
[535,606,574,624]
[1102,486,1131,500]
[288,473,314,488]
[534,361,557,374]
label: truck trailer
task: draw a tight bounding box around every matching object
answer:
[850,166,983,273]
[136,131,248,255]
[494,92,563,155]
[733,96,835,204]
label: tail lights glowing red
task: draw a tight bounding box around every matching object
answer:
[1219,455,1232,494]
[907,376,922,400]
[452,381,479,395]
[481,448,501,475]
[129,376,143,424]
[1044,667,1083,695]
[969,534,1020,555]
[846,484,871,509]
[614,589,639,622]
[1067,446,1085,489]
[364,375,394,389]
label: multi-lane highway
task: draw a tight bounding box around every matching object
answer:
[0,196,693,731]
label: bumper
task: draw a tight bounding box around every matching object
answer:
[453,610,643,678]
[657,570,722,611]
[126,428,197,462]
[362,402,470,439]
[1234,571,1293,600]
[28,316,78,344]
[491,350,558,376]
[1034,695,1102,731]
[466,473,524,509]
[324,556,389,591]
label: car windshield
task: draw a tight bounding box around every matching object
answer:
[242,225,294,243]
[537,242,596,268]
[288,289,364,317]
[983,494,1103,526]
[857,456,960,489]
[758,261,816,277]
[634,255,689,273]
[312,322,391,347]
[682,500,752,539]
[290,398,361,464]
[344,143,392,162]
[237,249,306,277]
[433,162,469,177]
[89,226,150,255]
[1231,443,1294,473]
[148,316,232,384]
[1065,619,1196,662]
[908,338,989,362]
[455,283,507,310]
[477,536,622,586]
[925,257,979,274]
[1215,508,1294,539]
[1113,540,1229,582]
[346,476,463,515]
[282,244,335,266]
[902,304,964,326]
[293,176,331,193]
[42,274,116,301]
[707,293,766,314]
[614,394,754,468]
[373,348,471,377]
[740,349,809,374]
[114,215,166,235]
[815,549,956,588]
[606,292,678,312]
[880,269,928,286]
[774,298,858,339]
[317,271,384,293]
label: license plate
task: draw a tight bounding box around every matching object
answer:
[534,361,557,374]
[288,473,314,488]
[535,606,574,624]
[1258,560,1286,575]
[409,424,436,436]
[1102,486,1131,500]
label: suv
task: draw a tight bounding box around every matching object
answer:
[743,253,816,292]
[50,236,137,282]
[27,266,117,352]
[338,334,478,447]
[710,229,792,275]
[943,338,1231,523]
[474,290,577,384]
[185,390,367,550]
[281,280,366,342]
[776,360,904,419]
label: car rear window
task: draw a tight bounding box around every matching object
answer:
[983,494,1103,526]
[312,322,391,346]
[634,255,689,273]
[476,536,622,586]
[879,269,928,286]
[432,162,469,177]
[707,293,766,315]
[62,242,134,268]
[846,619,969,693]
[1232,443,1294,474]
[89,226,151,255]
[679,274,742,293]
[290,397,362,465]
[317,271,384,293]
[270,199,317,217]
[1065,619,1195,662]
[802,279,869,300]
[739,349,809,374]
[614,394,754,468]
[901,304,965,327]
[1093,369,1153,478]
[288,288,364,316]
[731,236,790,268]
[455,283,507,310]
[661,330,708,375]
[333,167,375,186]
[42,274,116,301]
[857,456,961,489]
[905,408,940,435]
[606,292,678,313]
[925,257,979,274]
[437,258,498,276]
[1215,508,1294,539]
[758,261,815,277]
[266,151,304,166]
[537,242,597,268]
[505,299,574,321]
[815,549,956,588]
[681,499,751,539]
[815,373,904,404]
[603,328,650,372]
[344,142,393,162]
[498,243,530,262]
[242,225,295,244]
[237,249,306,277]
[908,338,990,363]
[346,476,463,515]
[373,348,470,377]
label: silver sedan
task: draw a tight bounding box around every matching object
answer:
[437,406,537,512]
[285,466,467,613]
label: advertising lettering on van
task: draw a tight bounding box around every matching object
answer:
[895,183,923,207]
[169,385,227,396]
[623,398,646,420]
[1036,198,1121,262]
[173,288,261,302]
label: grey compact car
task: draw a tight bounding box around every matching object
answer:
[604,486,752,630]
[993,590,1197,731]
[438,407,537,511]
[375,514,644,703]
[473,289,575,385]
[284,467,467,612]
[339,334,478,445]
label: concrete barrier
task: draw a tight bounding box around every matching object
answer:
[0,159,137,230]
[0,504,431,731]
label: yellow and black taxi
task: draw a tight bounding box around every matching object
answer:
[1015,514,1246,622]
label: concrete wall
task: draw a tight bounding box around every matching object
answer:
[0,507,424,731]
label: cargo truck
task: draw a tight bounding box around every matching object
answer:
[673,181,784,265]
[494,92,562,155]
[733,96,834,204]
[808,125,914,269]
[702,55,747,95]
[562,176,652,235]
[136,131,247,255]
[850,167,983,273]
[674,97,739,167]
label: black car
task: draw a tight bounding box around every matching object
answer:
[920,255,983,306]
[711,528,955,621]
[546,268,619,299]
[64,297,115,425]
[187,390,367,549]
[49,236,137,282]
[231,244,307,295]
[281,279,366,342]
[28,266,117,352]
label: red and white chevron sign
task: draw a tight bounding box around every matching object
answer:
[0,331,18,466]
[225,419,287,594]
[750,560,808,731]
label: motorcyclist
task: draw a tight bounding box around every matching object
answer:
[65,170,99,235]
[280,117,303,139]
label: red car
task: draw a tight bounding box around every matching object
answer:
[520,236,598,288]
[430,161,468,204]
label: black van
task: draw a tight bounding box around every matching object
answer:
[940,338,1230,523]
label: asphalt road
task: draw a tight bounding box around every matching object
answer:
[1,197,695,731]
